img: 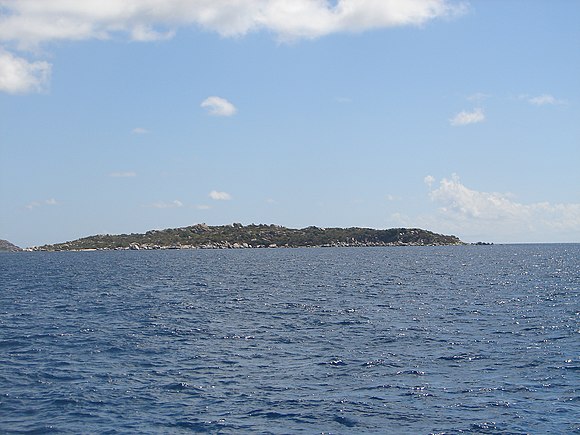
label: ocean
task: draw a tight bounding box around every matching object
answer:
[1,245,578,434]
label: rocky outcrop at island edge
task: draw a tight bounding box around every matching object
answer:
[0,239,22,252]
[33,223,464,251]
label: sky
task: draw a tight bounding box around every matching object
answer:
[1,0,579,247]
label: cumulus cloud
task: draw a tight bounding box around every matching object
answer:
[109,171,137,178]
[0,1,464,94]
[429,174,524,220]
[201,96,237,116]
[209,190,232,201]
[449,108,485,126]
[425,174,580,241]
[526,94,565,106]
[151,200,183,209]
[130,25,175,42]
[0,1,465,47]
[0,49,51,94]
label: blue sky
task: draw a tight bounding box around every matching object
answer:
[1,0,579,247]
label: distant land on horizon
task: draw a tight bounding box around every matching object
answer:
[29,223,465,251]
[0,239,22,252]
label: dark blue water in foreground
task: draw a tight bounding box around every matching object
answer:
[1,245,578,434]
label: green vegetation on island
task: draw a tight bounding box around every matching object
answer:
[33,223,463,251]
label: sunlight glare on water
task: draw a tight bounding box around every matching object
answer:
[1,245,578,433]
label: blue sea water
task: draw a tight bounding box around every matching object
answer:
[0,245,578,434]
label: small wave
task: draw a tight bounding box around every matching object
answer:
[167,419,225,432]
[439,353,486,361]
[6,425,60,434]
[0,339,26,349]
[362,359,387,367]
[247,410,302,420]
[470,421,498,431]
[364,384,400,391]
[163,382,195,391]
[319,359,347,366]
[51,397,80,407]
[396,369,425,376]
[334,415,358,427]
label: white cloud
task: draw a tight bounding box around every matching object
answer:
[130,25,175,42]
[201,96,237,117]
[467,92,490,102]
[196,204,211,210]
[449,107,485,126]
[109,171,137,178]
[334,96,352,103]
[151,199,183,209]
[209,190,232,201]
[0,1,465,47]
[429,174,523,220]
[25,198,59,210]
[0,1,464,93]
[424,175,435,188]
[0,49,51,94]
[424,174,580,242]
[526,94,565,106]
[131,127,148,134]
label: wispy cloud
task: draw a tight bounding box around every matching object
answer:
[109,171,137,178]
[449,108,485,126]
[201,96,237,117]
[196,204,211,210]
[467,92,490,102]
[423,174,580,242]
[334,96,352,104]
[25,198,58,210]
[0,49,51,94]
[525,94,565,106]
[150,200,183,209]
[209,190,232,201]
[131,127,149,135]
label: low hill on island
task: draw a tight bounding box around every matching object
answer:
[0,239,22,252]
[33,223,463,251]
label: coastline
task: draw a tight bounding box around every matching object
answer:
[25,223,465,252]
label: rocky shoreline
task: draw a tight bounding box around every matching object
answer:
[37,239,459,252]
[30,223,464,252]
[0,239,22,252]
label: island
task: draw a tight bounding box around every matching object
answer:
[0,239,22,252]
[31,223,464,251]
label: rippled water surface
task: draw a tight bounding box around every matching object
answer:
[1,245,578,434]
